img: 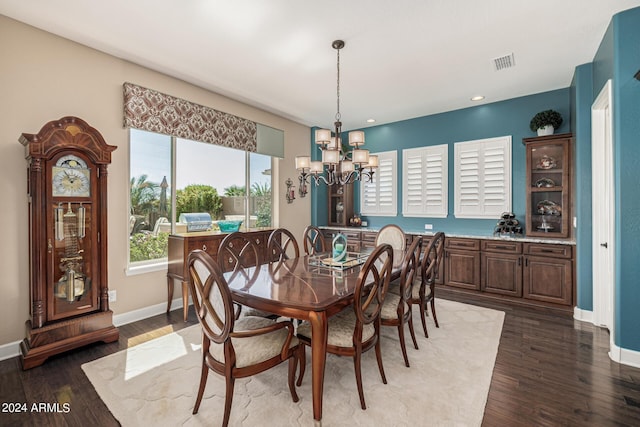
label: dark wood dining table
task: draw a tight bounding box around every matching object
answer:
[225,250,403,421]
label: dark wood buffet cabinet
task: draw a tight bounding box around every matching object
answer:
[442,236,573,310]
[167,229,273,321]
[321,228,574,312]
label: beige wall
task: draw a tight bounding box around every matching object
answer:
[0,15,311,348]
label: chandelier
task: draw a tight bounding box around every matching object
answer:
[295,40,378,190]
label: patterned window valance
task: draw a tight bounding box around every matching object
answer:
[123,82,257,152]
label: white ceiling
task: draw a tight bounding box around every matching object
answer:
[2,0,639,131]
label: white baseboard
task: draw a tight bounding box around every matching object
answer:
[610,341,640,368]
[112,297,189,326]
[0,339,22,361]
[573,306,640,368]
[0,298,192,363]
[573,306,593,323]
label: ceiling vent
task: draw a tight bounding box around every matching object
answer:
[492,53,515,71]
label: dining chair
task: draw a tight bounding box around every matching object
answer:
[375,224,406,252]
[268,228,300,262]
[379,236,422,367]
[302,225,327,255]
[187,249,302,427]
[218,231,272,319]
[411,232,445,337]
[296,243,394,410]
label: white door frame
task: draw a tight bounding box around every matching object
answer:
[591,79,615,352]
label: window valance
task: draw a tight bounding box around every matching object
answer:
[123,82,257,152]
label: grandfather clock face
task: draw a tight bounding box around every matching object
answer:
[52,154,91,197]
[48,152,96,320]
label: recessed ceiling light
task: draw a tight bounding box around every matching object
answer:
[366,118,376,123]
[470,95,485,101]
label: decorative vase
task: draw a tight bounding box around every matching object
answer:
[332,233,347,262]
[537,125,554,136]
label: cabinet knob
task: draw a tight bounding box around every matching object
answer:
[600,242,608,248]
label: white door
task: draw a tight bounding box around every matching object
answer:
[591,80,615,335]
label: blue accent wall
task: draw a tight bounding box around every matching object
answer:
[571,63,594,311]
[314,89,571,236]
[613,8,640,352]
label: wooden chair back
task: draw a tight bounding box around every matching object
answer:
[302,225,327,255]
[422,232,445,285]
[267,228,300,262]
[187,250,234,344]
[355,243,394,325]
[399,237,422,304]
[217,232,260,288]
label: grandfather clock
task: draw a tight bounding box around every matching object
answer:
[19,116,119,369]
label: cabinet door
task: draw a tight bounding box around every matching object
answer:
[445,249,480,290]
[481,252,522,296]
[523,134,571,238]
[523,255,573,305]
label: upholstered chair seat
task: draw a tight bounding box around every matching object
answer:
[297,311,375,348]
[211,316,299,368]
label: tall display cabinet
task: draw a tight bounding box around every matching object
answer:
[523,133,572,238]
[328,182,354,226]
[19,116,119,369]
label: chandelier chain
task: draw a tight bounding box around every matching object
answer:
[335,47,341,122]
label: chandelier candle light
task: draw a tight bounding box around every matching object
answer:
[295,40,379,188]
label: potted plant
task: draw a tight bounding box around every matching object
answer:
[529,109,563,136]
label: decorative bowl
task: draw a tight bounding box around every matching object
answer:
[217,220,243,232]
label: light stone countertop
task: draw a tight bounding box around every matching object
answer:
[319,226,576,246]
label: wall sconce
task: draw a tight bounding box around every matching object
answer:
[285,178,295,204]
[298,176,308,198]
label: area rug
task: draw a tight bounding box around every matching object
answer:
[82,299,504,426]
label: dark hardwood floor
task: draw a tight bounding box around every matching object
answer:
[1,294,640,426]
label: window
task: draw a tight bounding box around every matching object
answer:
[360,151,397,216]
[454,136,511,219]
[402,144,448,218]
[128,129,273,269]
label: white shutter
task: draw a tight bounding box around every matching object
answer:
[454,136,511,219]
[360,151,397,216]
[402,144,448,217]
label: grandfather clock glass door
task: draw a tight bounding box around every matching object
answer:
[49,200,97,320]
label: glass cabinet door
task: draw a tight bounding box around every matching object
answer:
[523,134,571,238]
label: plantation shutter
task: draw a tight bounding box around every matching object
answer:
[454,136,511,218]
[360,151,397,216]
[403,144,448,217]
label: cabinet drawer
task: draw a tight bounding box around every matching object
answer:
[361,231,377,243]
[187,237,222,258]
[524,243,572,259]
[446,238,480,251]
[341,231,361,240]
[482,240,522,253]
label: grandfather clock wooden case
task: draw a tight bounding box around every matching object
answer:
[19,116,119,369]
